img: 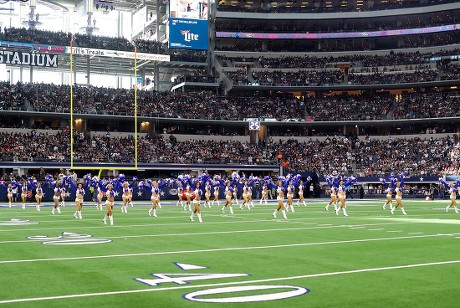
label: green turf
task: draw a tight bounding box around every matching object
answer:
[0,199,459,307]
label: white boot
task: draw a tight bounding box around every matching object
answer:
[190,213,194,222]
[57,207,61,214]
[282,210,288,220]
[197,213,202,223]
[78,211,82,219]
[153,208,157,217]
[401,208,407,215]
[229,206,234,214]
[103,214,107,224]
[109,215,113,225]
[343,208,348,217]
[273,209,277,218]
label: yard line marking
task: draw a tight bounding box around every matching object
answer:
[387,230,403,233]
[0,233,451,265]
[0,222,403,245]
[0,258,459,304]
[374,218,460,225]
[408,232,425,235]
[368,228,384,231]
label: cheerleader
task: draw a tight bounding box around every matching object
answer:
[247,184,254,208]
[335,177,356,216]
[73,182,85,219]
[221,181,234,214]
[439,178,460,213]
[95,186,104,210]
[184,184,193,211]
[121,182,130,213]
[325,176,338,211]
[391,179,407,215]
[260,183,268,204]
[203,181,212,208]
[296,180,307,207]
[60,186,67,207]
[285,180,295,213]
[128,186,134,207]
[212,185,220,206]
[232,184,239,205]
[20,180,29,209]
[190,182,203,223]
[175,182,184,207]
[271,181,288,220]
[6,184,13,207]
[381,177,394,210]
[102,183,115,225]
[240,181,251,210]
[35,182,43,212]
[52,182,61,214]
[144,180,165,218]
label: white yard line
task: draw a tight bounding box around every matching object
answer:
[0,233,451,265]
[1,258,459,304]
[0,222,404,245]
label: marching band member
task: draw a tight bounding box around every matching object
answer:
[190,182,203,223]
[439,178,460,213]
[391,176,407,215]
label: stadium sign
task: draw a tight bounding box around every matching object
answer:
[0,50,58,68]
[67,47,170,62]
[0,40,170,62]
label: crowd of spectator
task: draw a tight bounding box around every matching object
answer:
[218,50,460,69]
[0,27,206,62]
[2,82,460,121]
[216,11,455,33]
[174,70,218,84]
[217,0,456,14]
[1,129,458,177]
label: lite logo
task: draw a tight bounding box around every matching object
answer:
[135,262,309,303]
[27,232,112,245]
[180,30,199,42]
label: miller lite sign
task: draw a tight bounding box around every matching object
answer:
[169,18,208,50]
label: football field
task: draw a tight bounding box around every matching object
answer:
[0,199,459,307]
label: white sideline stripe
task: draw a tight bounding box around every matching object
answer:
[0,258,459,304]
[0,233,450,265]
[0,222,403,245]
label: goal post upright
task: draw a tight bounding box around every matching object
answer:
[68,43,139,172]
